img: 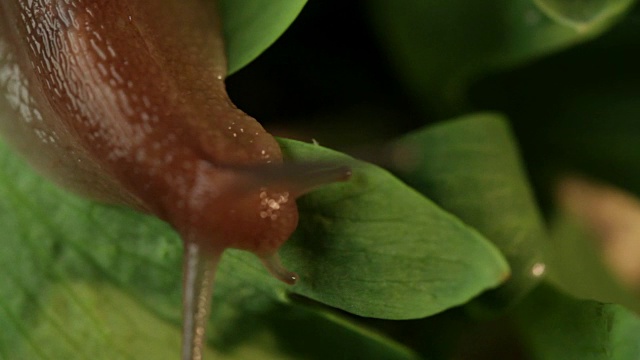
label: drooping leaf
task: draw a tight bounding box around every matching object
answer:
[515,283,640,359]
[219,0,307,75]
[367,0,635,115]
[468,13,640,208]
[390,113,546,310]
[533,0,635,28]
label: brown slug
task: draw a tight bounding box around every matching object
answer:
[0,0,350,359]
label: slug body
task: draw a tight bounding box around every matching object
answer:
[0,1,348,359]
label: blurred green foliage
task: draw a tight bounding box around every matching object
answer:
[2,0,640,359]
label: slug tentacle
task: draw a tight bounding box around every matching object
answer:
[261,253,298,285]
[182,242,221,360]
[231,162,353,199]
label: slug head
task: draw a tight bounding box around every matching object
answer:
[170,160,351,284]
[172,163,293,246]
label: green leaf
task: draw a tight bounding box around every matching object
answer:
[11,281,418,360]
[390,113,547,310]
[533,0,635,28]
[515,283,640,359]
[279,139,510,319]
[219,0,306,75]
[25,283,221,360]
[367,0,635,115]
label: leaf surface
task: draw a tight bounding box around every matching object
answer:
[391,113,546,309]
[220,0,306,75]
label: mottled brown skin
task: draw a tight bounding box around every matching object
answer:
[0,0,297,254]
[0,0,349,359]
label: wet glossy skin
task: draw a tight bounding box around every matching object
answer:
[0,0,296,253]
[0,1,349,359]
